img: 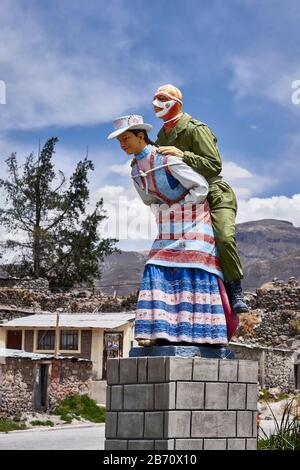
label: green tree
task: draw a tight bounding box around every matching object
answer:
[0,137,117,288]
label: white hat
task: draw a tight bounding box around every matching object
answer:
[107,115,153,140]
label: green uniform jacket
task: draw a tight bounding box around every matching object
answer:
[156,113,237,212]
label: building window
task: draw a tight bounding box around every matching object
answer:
[37,330,55,350]
[60,330,79,350]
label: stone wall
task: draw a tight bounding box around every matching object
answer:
[254,281,300,312]
[239,279,300,350]
[0,357,92,417]
[230,343,297,392]
[0,287,137,313]
[15,278,50,293]
[0,357,35,416]
[48,359,92,411]
[0,278,50,293]
[256,310,300,349]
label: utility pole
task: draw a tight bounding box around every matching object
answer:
[115,275,122,298]
[54,313,60,357]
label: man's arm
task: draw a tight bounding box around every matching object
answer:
[182,125,222,178]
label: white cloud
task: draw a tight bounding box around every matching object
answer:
[237,194,300,226]
[0,0,181,131]
[222,160,275,201]
[108,161,132,177]
[94,185,127,202]
[91,184,157,245]
[228,53,300,111]
[222,161,299,226]
[223,161,252,179]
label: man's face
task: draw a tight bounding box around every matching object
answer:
[153,93,169,114]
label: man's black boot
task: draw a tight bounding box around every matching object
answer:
[225,280,249,314]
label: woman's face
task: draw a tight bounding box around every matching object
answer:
[117,131,143,155]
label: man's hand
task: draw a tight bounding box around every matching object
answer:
[157,146,184,158]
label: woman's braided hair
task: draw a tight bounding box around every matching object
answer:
[129,129,157,147]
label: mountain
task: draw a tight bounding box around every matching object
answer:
[237,219,300,265]
[242,250,300,290]
[98,219,300,294]
[96,251,148,296]
[236,219,300,290]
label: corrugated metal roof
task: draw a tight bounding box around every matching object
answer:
[0,312,135,329]
[0,348,89,361]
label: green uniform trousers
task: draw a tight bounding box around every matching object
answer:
[207,180,243,282]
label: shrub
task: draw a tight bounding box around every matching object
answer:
[259,389,290,402]
[237,313,261,337]
[54,394,106,423]
[30,420,54,427]
[258,399,300,450]
[0,418,27,432]
[289,319,300,335]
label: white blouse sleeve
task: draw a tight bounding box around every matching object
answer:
[133,180,162,206]
[167,155,209,204]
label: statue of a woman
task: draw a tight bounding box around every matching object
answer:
[107,115,238,347]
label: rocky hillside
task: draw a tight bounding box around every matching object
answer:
[99,219,300,294]
[236,277,300,350]
[237,219,300,290]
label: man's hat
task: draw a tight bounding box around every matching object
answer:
[107,115,153,140]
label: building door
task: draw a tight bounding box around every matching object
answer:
[6,330,22,349]
[34,364,49,410]
[295,364,300,390]
[102,332,123,380]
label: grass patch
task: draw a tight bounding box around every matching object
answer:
[259,389,290,402]
[289,318,300,335]
[30,420,54,427]
[0,418,27,433]
[258,399,300,450]
[54,394,106,424]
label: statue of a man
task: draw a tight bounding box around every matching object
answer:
[153,84,248,314]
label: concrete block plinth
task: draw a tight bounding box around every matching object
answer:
[129,345,234,359]
[105,355,258,451]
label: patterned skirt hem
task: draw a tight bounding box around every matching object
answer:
[134,332,228,345]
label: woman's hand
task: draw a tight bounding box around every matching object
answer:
[157,146,184,158]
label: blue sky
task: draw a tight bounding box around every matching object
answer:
[0,0,300,250]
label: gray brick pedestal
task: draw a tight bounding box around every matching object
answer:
[105,357,258,451]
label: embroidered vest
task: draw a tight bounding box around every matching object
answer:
[131,148,189,205]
